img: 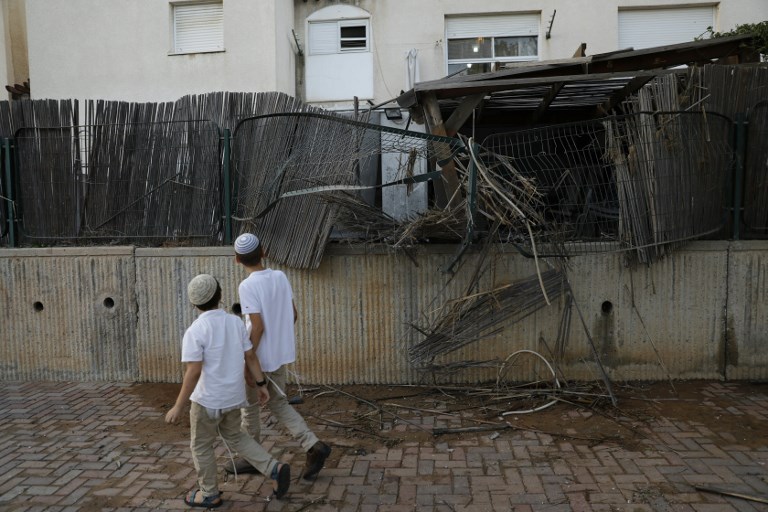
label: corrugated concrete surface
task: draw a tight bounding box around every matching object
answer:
[727,241,768,380]
[0,242,765,383]
[0,247,137,381]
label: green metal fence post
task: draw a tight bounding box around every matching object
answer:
[733,113,746,240]
[223,128,232,245]
[3,138,16,247]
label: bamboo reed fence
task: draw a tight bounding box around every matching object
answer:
[0,68,765,259]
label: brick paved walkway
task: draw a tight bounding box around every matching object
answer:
[1,381,767,511]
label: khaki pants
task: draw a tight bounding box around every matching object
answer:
[190,401,277,496]
[242,365,319,451]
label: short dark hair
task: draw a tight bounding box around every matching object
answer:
[236,247,262,267]
[196,284,222,311]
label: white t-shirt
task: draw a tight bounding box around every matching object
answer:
[239,268,296,372]
[181,308,252,409]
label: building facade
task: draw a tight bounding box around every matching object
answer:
[0,0,765,107]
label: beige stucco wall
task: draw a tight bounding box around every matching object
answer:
[295,0,768,109]
[26,0,294,102]
[0,0,28,98]
[17,0,766,106]
[0,2,8,95]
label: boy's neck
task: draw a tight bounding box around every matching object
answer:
[244,263,265,273]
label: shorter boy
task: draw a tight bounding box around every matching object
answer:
[165,274,290,507]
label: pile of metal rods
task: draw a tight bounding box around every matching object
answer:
[408,268,564,365]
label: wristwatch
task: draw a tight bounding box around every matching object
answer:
[255,378,268,387]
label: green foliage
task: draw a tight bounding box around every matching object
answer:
[701,21,768,56]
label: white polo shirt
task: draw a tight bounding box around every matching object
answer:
[181,309,252,409]
[239,268,296,372]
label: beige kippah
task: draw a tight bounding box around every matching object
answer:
[187,274,218,306]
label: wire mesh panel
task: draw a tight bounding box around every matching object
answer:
[481,112,733,263]
[744,101,768,235]
[231,112,463,269]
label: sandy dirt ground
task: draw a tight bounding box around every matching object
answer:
[130,379,768,457]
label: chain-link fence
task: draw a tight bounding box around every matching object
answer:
[230,112,462,268]
[480,111,734,263]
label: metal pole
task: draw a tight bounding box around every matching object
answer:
[733,113,746,240]
[223,129,232,245]
[3,138,15,247]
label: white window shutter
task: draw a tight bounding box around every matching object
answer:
[308,21,338,55]
[619,7,715,50]
[174,2,224,54]
[446,14,539,39]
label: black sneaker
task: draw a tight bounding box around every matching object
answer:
[303,441,331,480]
[223,458,261,475]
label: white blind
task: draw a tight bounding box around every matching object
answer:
[308,21,338,55]
[446,14,539,39]
[619,7,714,50]
[174,2,224,54]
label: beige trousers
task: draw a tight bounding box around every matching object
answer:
[190,401,278,496]
[242,365,319,452]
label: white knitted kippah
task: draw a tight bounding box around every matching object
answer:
[234,233,260,255]
[187,274,218,306]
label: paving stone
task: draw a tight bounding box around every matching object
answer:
[2,381,768,511]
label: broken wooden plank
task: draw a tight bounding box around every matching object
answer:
[421,91,462,208]
[444,93,486,136]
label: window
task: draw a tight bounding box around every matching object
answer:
[305,5,373,102]
[446,14,539,75]
[618,6,715,50]
[172,2,224,54]
[309,19,370,55]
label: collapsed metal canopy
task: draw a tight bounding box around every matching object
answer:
[396,34,760,129]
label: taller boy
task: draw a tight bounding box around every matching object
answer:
[232,233,331,480]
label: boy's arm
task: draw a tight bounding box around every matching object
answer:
[244,348,270,405]
[165,361,202,424]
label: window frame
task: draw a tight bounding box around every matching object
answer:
[170,1,225,55]
[445,15,539,75]
[308,18,370,56]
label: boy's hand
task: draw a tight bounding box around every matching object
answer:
[256,385,270,405]
[165,405,183,424]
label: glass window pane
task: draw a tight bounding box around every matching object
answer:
[494,36,538,57]
[340,39,367,49]
[447,38,492,59]
[340,25,366,39]
[448,62,493,75]
[447,63,468,76]
[465,62,492,75]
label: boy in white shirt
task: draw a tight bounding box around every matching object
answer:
[226,233,331,480]
[165,274,291,507]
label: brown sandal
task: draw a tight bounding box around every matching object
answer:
[184,489,222,508]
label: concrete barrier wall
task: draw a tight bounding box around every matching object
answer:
[1,242,765,383]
